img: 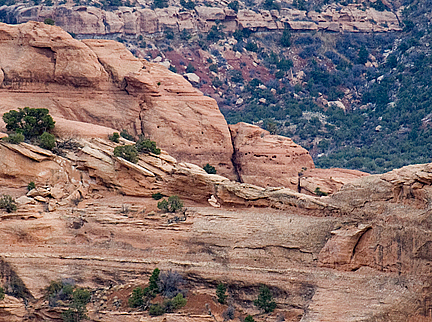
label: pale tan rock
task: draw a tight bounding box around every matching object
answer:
[195,6,226,20]
[27,188,51,198]
[0,22,236,178]
[82,39,144,83]
[15,196,35,206]
[34,196,47,203]
[207,195,220,208]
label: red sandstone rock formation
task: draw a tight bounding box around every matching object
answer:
[229,122,315,188]
[0,4,401,36]
[0,21,236,179]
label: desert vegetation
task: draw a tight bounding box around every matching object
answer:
[128,268,187,315]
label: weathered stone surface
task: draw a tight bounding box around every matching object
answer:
[230,122,315,189]
[0,3,401,37]
[1,132,432,321]
[0,22,236,178]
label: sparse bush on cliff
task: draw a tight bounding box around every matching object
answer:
[223,305,235,320]
[314,187,328,197]
[254,285,276,313]
[39,132,56,150]
[120,129,135,141]
[113,145,139,163]
[245,315,256,322]
[129,269,186,315]
[61,287,91,322]
[152,192,165,200]
[0,194,17,213]
[216,283,227,304]
[2,132,24,144]
[158,270,185,298]
[149,303,165,316]
[129,268,161,310]
[180,0,195,10]
[153,0,168,9]
[3,107,55,139]
[157,195,183,213]
[135,137,161,155]
[228,0,239,12]
[44,18,55,25]
[280,28,291,47]
[0,287,4,301]
[27,182,36,191]
[186,63,196,73]
[203,163,217,174]
[109,132,120,143]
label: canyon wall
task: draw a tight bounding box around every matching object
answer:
[0,3,401,38]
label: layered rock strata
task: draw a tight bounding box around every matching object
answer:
[0,21,363,192]
[0,3,401,37]
[0,21,236,179]
[0,138,432,321]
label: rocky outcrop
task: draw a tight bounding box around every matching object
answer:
[229,122,315,189]
[0,21,236,179]
[1,138,432,321]
[0,3,401,37]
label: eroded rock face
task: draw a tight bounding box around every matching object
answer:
[0,22,235,179]
[0,3,401,36]
[230,122,315,189]
[1,137,432,321]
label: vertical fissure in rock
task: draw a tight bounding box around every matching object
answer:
[229,128,242,183]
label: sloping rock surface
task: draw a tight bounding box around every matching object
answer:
[0,21,236,179]
[0,139,432,321]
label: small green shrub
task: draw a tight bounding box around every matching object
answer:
[180,0,195,9]
[209,64,218,73]
[245,315,255,322]
[149,303,165,316]
[60,288,90,322]
[39,132,56,150]
[0,286,4,301]
[0,195,17,213]
[27,182,36,191]
[169,65,177,73]
[128,287,146,308]
[228,0,239,12]
[120,129,135,141]
[254,285,276,313]
[152,192,165,200]
[44,18,55,25]
[186,63,196,73]
[3,132,24,144]
[157,195,183,213]
[172,293,187,309]
[135,137,161,155]
[314,187,328,197]
[128,268,160,310]
[203,163,217,174]
[216,283,227,304]
[109,132,120,143]
[114,145,139,163]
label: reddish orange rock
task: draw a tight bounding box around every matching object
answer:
[229,122,315,188]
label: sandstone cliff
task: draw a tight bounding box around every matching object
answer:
[0,136,431,321]
[0,21,364,192]
[0,21,237,179]
[0,3,401,37]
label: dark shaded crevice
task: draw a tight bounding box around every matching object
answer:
[229,128,242,183]
[0,257,34,300]
[351,226,372,260]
